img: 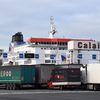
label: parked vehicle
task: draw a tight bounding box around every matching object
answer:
[48,64,82,89]
[0,64,55,90]
[0,65,36,90]
[1,63,100,91]
[35,64,55,87]
[81,63,100,90]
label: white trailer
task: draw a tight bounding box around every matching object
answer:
[81,63,100,90]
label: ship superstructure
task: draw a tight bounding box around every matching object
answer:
[2,17,100,66]
[3,32,71,65]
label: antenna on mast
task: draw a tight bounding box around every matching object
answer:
[49,16,57,38]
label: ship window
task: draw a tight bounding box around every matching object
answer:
[60,42,64,45]
[59,47,65,50]
[15,62,18,65]
[0,53,2,56]
[62,48,65,50]
[54,42,57,44]
[45,60,51,63]
[25,53,34,58]
[78,60,81,64]
[65,42,67,45]
[16,56,19,60]
[35,42,38,45]
[53,48,56,50]
[64,47,67,50]
[51,42,54,44]
[43,42,46,44]
[41,42,43,44]
[45,54,50,57]
[59,42,61,45]
[62,42,65,45]
[24,59,32,64]
[52,60,56,63]
[46,42,50,44]
[59,48,61,50]
[78,50,81,53]
[34,54,39,59]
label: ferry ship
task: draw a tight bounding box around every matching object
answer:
[2,17,100,66]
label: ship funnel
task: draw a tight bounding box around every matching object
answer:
[12,32,24,43]
[9,32,25,52]
[49,16,57,38]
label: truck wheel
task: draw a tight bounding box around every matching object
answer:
[6,83,16,90]
[81,84,87,90]
[6,84,10,90]
[60,86,64,90]
[9,84,12,90]
[93,85,97,91]
[6,84,9,90]
[12,84,16,90]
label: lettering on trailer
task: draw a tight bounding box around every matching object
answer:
[0,71,11,77]
[77,42,100,50]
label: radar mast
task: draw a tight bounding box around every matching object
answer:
[49,16,57,38]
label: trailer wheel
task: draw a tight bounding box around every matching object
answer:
[6,84,9,90]
[6,84,10,90]
[81,84,87,90]
[93,85,97,91]
[60,86,64,90]
[6,83,16,90]
[12,84,16,90]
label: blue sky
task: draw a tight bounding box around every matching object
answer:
[0,0,100,51]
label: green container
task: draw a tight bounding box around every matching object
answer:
[0,65,36,84]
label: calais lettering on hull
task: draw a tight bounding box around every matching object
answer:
[68,41,100,50]
[78,42,100,50]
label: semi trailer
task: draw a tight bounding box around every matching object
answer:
[48,64,82,89]
[0,64,55,90]
[35,64,55,87]
[0,65,36,90]
[81,63,100,90]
